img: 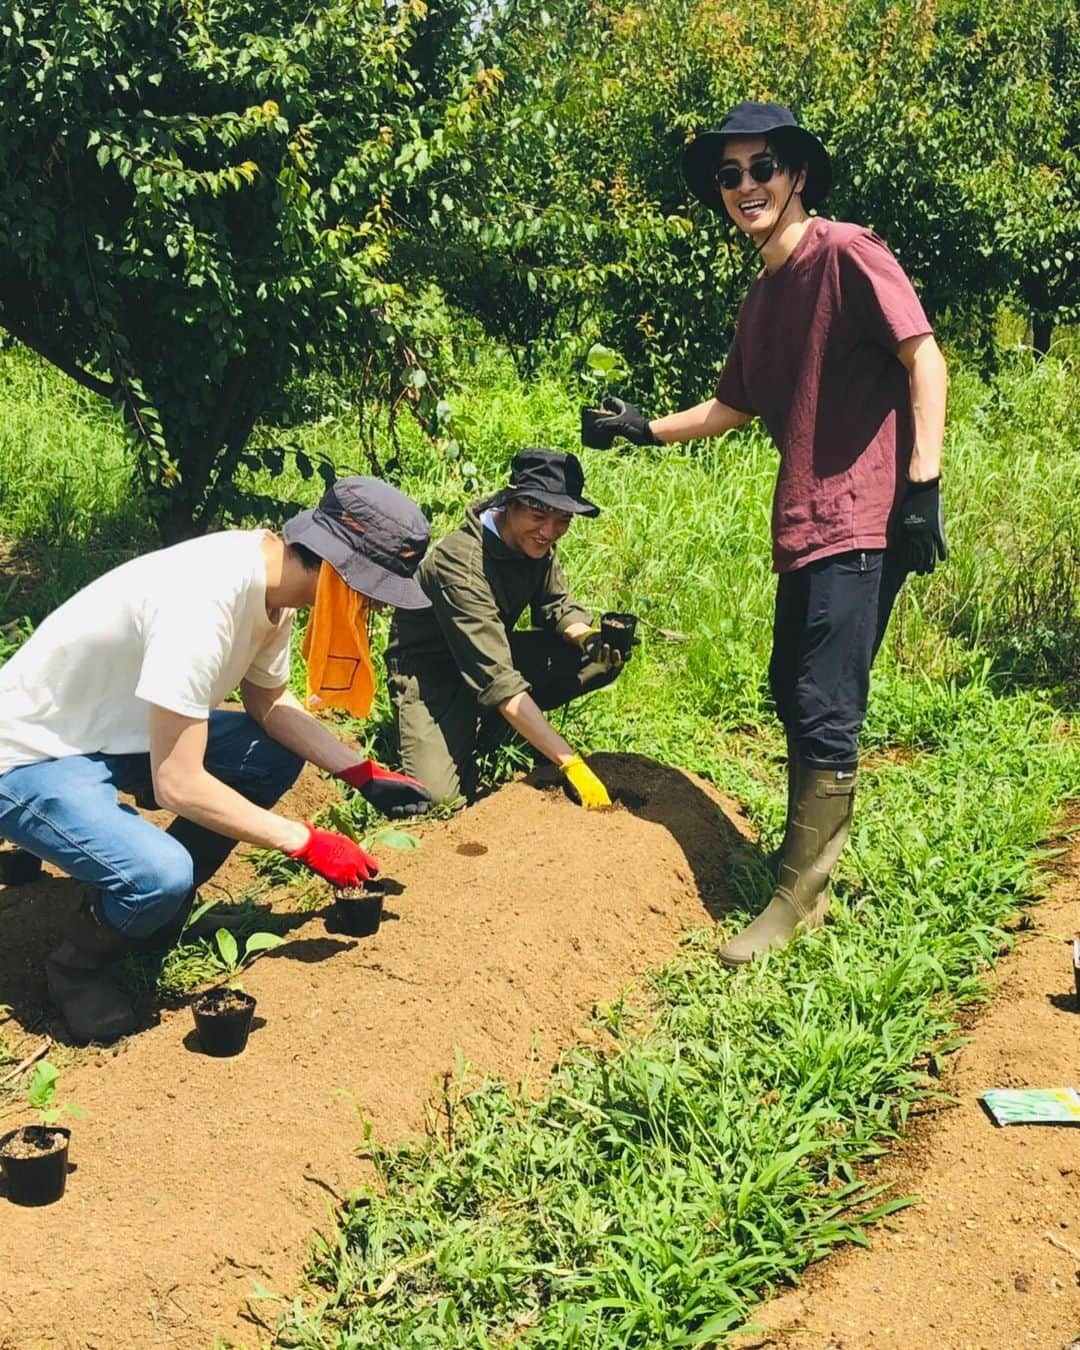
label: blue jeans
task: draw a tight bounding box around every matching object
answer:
[0,712,303,937]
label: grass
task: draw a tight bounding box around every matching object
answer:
[261,673,1077,1348]
[0,334,1078,1342]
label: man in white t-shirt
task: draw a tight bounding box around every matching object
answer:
[0,478,433,1042]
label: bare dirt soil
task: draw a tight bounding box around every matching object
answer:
[0,752,746,1350]
[740,825,1080,1350]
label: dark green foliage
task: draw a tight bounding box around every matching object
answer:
[0,0,497,538]
[434,0,1079,402]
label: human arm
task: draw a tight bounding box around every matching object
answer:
[150,703,380,881]
[649,397,753,444]
[497,690,611,808]
[895,333,948,574]
[150,704,310,853]
[896,333,947,483]
[242,680,430,817]
[241,680,362,775]
[582,395,751,448]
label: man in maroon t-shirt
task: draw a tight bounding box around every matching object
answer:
[582,101,948,965]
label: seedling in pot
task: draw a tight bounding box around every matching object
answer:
[190,927,284,1058]
[334,878,385,937]
[600,611,638,659]
[0,1059,84,1206]
[329,824,418,938]
[580,343,629,448]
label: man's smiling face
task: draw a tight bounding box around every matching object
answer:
[717,135,802,241]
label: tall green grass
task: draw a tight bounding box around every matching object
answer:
[0,340,155,614]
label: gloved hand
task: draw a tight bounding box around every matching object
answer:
[574,628,631,670]
[899,478,947,576]
[290,824,380,887]
[581,397,662,449]
[559,754,613,809]
[338,759,432,818]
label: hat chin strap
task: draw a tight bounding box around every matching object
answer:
[720,175,802,337]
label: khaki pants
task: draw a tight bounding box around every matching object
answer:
[387,630,621,806]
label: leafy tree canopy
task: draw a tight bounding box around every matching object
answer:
[0,0,498,537]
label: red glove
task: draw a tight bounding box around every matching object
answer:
[290,825,380,887]
[338,759,432,818]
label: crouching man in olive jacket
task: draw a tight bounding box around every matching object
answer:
[385,449,629,810]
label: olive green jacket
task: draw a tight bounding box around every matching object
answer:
[385,504,591,708]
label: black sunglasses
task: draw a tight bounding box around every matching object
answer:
[715,157,784,191]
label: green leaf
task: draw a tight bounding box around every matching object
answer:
[372,826,420,851]
[26,1060,60,1111]
[214,928,239,971]
[244,931,285,956]
[586,343,618,374]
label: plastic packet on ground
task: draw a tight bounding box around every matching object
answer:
[981,1087,1080,1126]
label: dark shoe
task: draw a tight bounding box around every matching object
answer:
[720,760,857,966]
[45,897,137,1043]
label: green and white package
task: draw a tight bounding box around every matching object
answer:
[981,1087,1080,1126]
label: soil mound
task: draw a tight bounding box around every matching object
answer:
[0,752,745,1349]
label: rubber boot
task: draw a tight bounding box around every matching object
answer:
[45,895,138,1043]
[719,760,857,966]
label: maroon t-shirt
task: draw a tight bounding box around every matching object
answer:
[715,220,932,573]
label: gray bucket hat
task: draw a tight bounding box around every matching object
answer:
[283,477,432,609]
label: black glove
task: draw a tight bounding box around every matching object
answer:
[898,478,947,576]
[579,630,633,669]
[581,397,662,449]
[337,761,432,818]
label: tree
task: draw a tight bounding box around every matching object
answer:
[0,0,498,539]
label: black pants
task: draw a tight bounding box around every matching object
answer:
[769,549,908,768]
[389,630,621,806]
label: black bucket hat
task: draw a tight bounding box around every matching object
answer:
[498,448,600,517]
[682,101,832,215]
[283,476,432,609]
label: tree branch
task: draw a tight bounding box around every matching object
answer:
[0,311,118,402]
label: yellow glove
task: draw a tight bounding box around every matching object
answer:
[560,754,612,809]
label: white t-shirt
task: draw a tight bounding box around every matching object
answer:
[0,530,294,774]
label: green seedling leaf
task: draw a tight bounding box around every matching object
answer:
[586,342,618,374]
[372,826,420,851]
[26,1059,83,1127]
[26,1060,60,1111]
[244,931,285,956]
[214,928,240,972]
[184,897,218,933]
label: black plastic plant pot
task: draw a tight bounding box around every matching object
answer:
[333,880,385,937]
[0,1126,70,1206]
[581,405,616,450]
[0,848,44,886]
[192,988,256,1057]
[600,611,637,658]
